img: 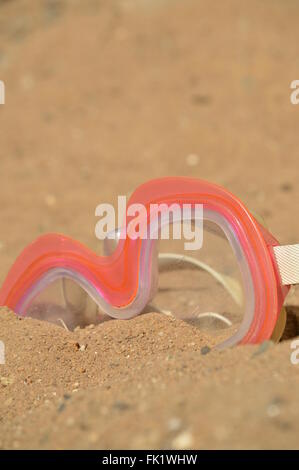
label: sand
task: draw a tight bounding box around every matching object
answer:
[0,0,299,450]
[1,307,299,450]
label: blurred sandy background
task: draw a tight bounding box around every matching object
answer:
[0,0,299,450]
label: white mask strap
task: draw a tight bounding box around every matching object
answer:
[273,244,299,285]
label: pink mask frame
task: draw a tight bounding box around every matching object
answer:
[0,177,291,348]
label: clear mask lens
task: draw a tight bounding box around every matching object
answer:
[154,220,245,343]
[26,277,104,330]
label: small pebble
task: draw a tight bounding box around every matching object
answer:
[20,74,35,91]
[267,404,280,418]
[0,376,14,387]
[186,153,200,167]
[113,400,130,411]
[88,432,99,444]
[201,346,211,355]
[66,417,75,427]
[45,194,57,207]
[57,403,65,413]
[167,417,182,432]
[280,182,293,193]
[192,94,212,105]
[172,430,194,450]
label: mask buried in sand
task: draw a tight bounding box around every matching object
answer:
[26,222,244,342]
[0,177,294,348]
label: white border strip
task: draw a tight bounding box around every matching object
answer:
[273,244,299,285]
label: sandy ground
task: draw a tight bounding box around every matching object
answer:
[0,0,299,449]
[1,307,299,450]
